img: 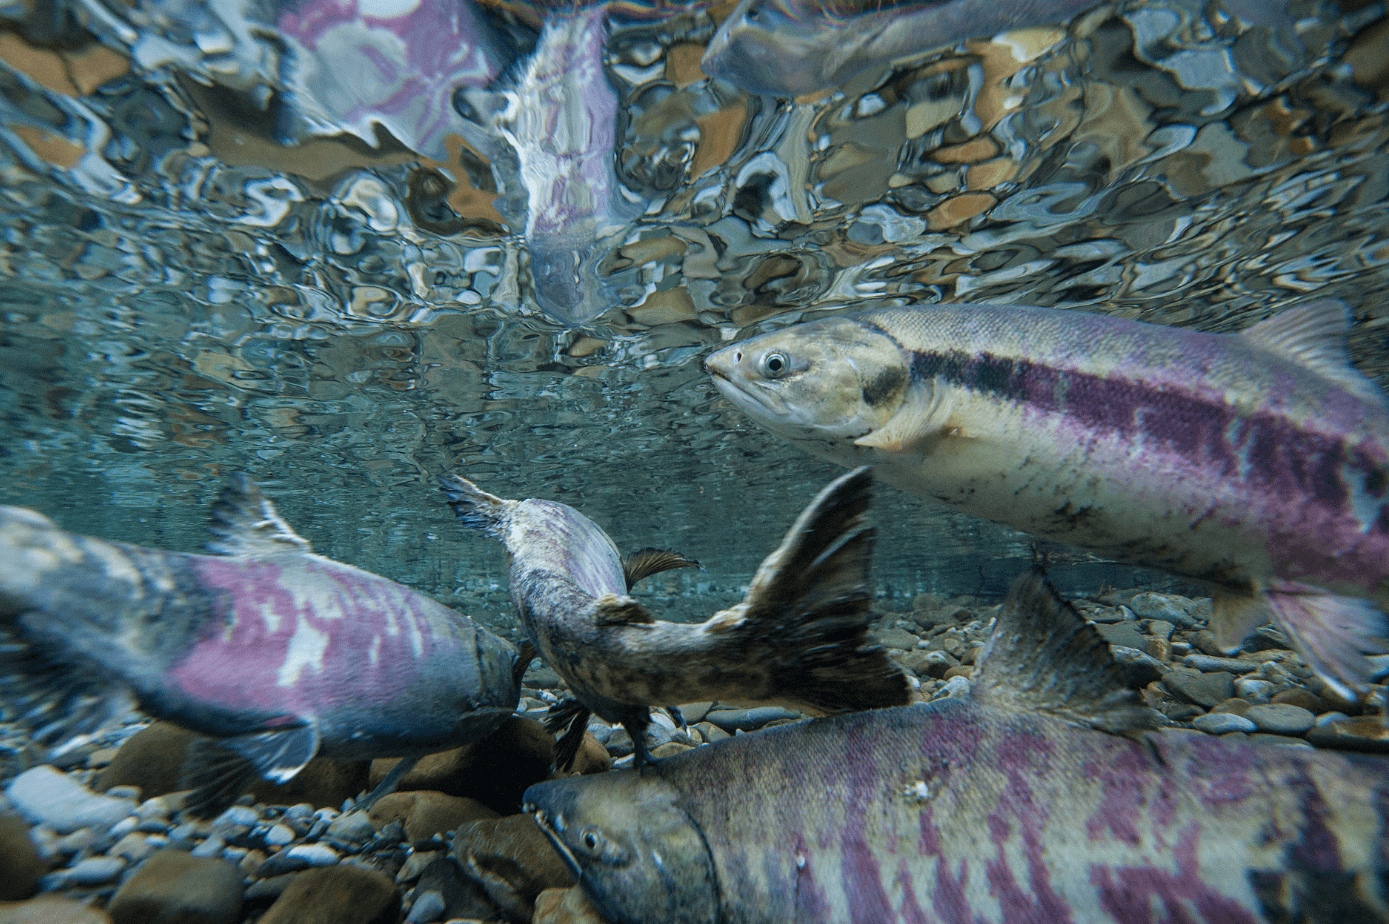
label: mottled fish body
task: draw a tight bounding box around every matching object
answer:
[442,467,910,767]
[0,476,521,809]
[701,0,1102,97]
[526,570,1389,924]
[705,301,1389,697]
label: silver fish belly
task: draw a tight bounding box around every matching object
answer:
[704,300,1389,697]
[0,475,520,809]
[525,570,1389,924]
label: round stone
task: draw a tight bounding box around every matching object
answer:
[1244,703,1315,736]
[1192,713,1256,735]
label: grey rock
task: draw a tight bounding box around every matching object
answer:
[245,874,297,901]
[1244,704,1315,736]
[1249,733,1314,748]
[406,889,447,924]
[875,626,921,650]
[286,843,340,867]
[1129,593,1200,627]
[210,805,258,835]
[1146,620,1175,641]
[1234,677,1278,703]
[939,676,971,699]
[1193,713,1256,735]
[704,707,805,733]
[107,816,139,839]
[63,855,127,886]
[108,833,155,863]
[396,851,443,884]
[326,812,376,844]
[1095,623,1147,651]
[1183,654,1260,674]
[190,836,226,859]
[675,702,714,724]
[693,722,731,744]
[283,804,315,821]
[1110,647,1165,687]
[108,851,243,924]
[5,767,137,835]
[1163,670,1235,708]
[264,824,295,847]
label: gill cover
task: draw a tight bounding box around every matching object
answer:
[524,773,718,924]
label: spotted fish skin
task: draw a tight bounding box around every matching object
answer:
[705,300,1389,695]
[0,478,520,765]
[525,571,1389,924]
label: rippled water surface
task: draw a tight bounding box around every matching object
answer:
[1,0,1387,630]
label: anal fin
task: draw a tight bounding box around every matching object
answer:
[1263,585,1389,700]
[593,594,655,627]
[1210,591,1271,652]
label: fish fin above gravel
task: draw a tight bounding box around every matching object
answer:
[1266,587,1389,700]
[620,548,702,591]
[204,474,313,556]
[437,473,516,540]
[1209,590,1271,653]
[973,567,1163,735]
[544,699,593,773]
[0,625,136,755]
[182,724,318,817]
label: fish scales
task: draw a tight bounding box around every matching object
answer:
[524,570,1389,924]
[705,301,1389,695]
[1,476,521,809]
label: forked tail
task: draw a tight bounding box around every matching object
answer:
[439,472,514,539]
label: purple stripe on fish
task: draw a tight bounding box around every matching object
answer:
[1090,823,1264,924]
[906,346,1388,586]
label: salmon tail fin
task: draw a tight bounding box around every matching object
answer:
[621,548,702,591]
[1264,584,1389,701]
[716,466,911,714]
[439,473,514,538]
[973,567,1163,736]
[0,623,136,758]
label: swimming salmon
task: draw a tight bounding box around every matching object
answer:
[704,300,1389,699]
[0,475,522,813]
[441,466,910,769]
[525,568,1389,924]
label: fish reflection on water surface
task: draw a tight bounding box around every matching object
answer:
[0,475,522,814]
[527,568,1389,924]
[707,300,1389,702]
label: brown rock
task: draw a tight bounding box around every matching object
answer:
[0,896,112,924]
[650,742,694,759]
[533,886,614,924]
[93,722,368,809]
[367,791,499,843]
[108,851,243,924]
[371,717,553,814]
[1210,698,1254,716]
[94,723,198,797]
[258,866,398,924]
[1271,687,1325,715]
[0,814,48,901]
[248,758,371,810]
[568,735,611,776]
[451,815,574,922]
[942,666,973,681]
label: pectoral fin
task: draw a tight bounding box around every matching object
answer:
[181,722,320,818]
[1263,585,1389,700]
[854,378,953,452]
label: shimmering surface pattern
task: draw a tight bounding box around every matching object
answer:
[1,0,1387,632]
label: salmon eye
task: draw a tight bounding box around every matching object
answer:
[759,350,790,378]
[581,829,601,851]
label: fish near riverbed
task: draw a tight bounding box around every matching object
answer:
[525,568,1389,924]
[0,476,523,813]
[441,466,911,769]
[705,300,1389,700]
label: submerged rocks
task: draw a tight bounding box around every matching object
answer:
[369,717,552,814]
[6,766,136,834]
[0,813,48,900]
[259,866,398,924]
[1244,704,1316,736]
[368,792,498,843]
[107,851,243,924]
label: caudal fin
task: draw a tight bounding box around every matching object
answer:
[439,473,514,538]
[709,467,910,714]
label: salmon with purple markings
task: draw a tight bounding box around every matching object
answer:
[0,474,521,813]
[704,300,1389,699]
[524,568,1389,924]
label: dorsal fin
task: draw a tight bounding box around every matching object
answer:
[972,567,1161,735]
[1240,300,1387,406]
[621,548,703,591]
[206,474,312,557]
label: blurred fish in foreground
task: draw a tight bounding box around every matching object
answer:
[441,466,910,769]
[706,300,1389,700]
[0,475,522,814]
[525,568,1389,924]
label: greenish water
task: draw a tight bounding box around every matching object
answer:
[1,0,1386,635]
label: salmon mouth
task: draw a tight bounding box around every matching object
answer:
[528,804,584,880]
